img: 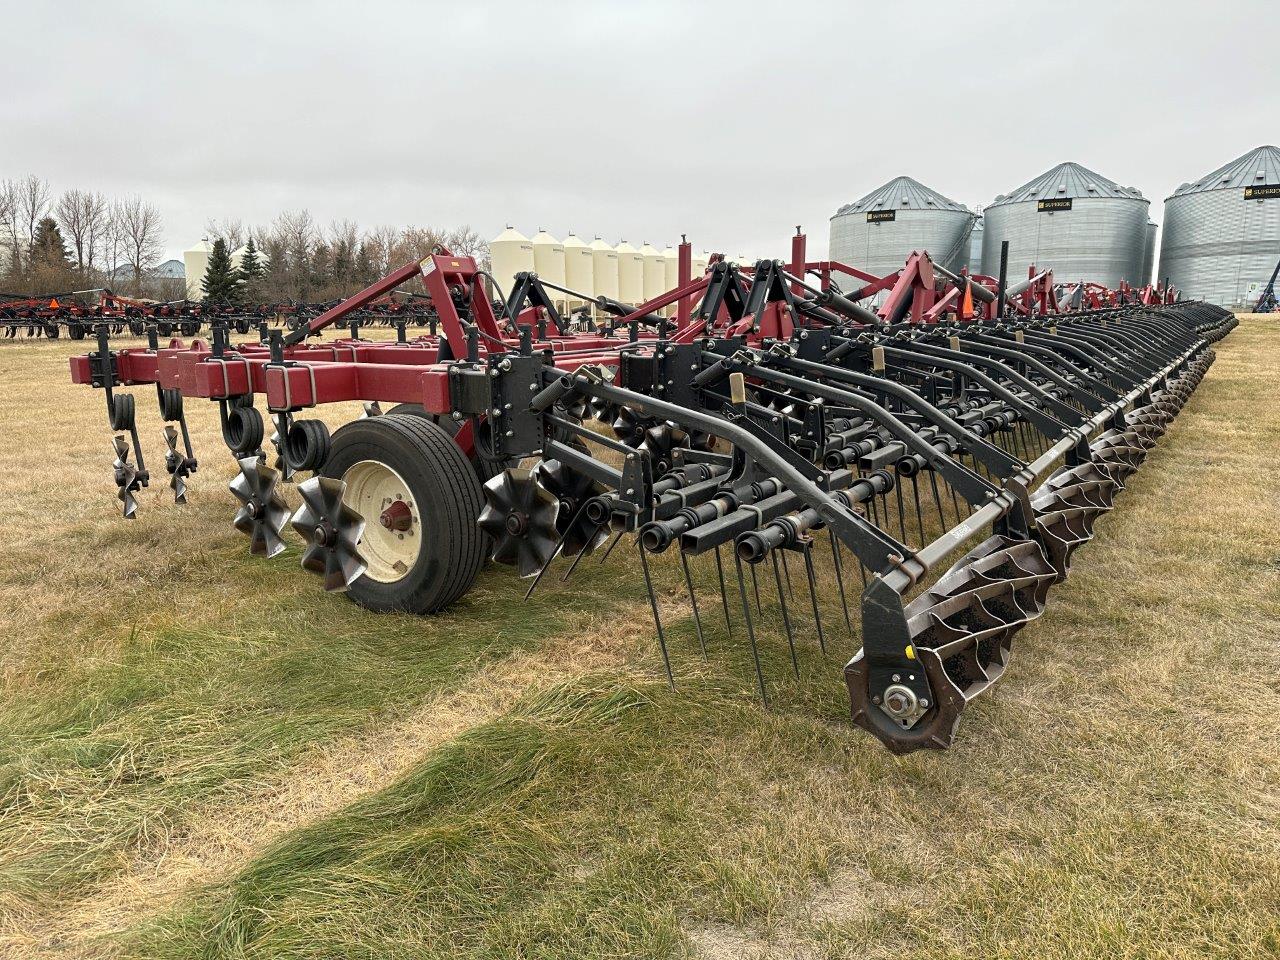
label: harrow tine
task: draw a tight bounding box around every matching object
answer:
[597,528,625,565]
[779,549,795,600]
[713,545,733,639]
[559,521,603,582]
[770,552,800,678]
[679,549,707,659]
[637,541,674,688]
[828,531,854,638]
[802,544,827,654]
[750,560,763,613]
[908,474,927,545]
[733,551,768,706]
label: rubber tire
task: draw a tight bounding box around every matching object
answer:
[383,402,503,481]
[323,413,485,614]
[385,402,460,437]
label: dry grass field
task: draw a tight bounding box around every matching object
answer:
[0,319,1277,959]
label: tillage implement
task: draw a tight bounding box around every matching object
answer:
[70,231,1234,752]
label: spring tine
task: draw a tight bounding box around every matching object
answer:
[780,549,795,600]
[680,549,707,660]
[802,544,827,654]
[733,551,768,706]
[597,528,625,564]
[927,468,948,528]
[908,474,927,545]
[524,502,586,600]
[560,521,603,582]
[713,545,733,639]
[893,478,908,542]
[771,553,800,678]
[828,530,854,638]
[637,541,674,688]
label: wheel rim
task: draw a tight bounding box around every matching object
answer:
[340,459,422,583]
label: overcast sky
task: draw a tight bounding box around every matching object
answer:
[3,0,1276,263]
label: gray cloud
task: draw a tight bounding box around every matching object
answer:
[3,0,1275,261]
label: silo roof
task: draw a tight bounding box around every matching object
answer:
[1169,145,1280,198]
[988,161,1146,206]
[833,176,972,217]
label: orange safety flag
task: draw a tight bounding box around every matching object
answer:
[48,298,60,308]
[960,282,973,318]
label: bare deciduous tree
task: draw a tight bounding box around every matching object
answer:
[14,175,51,249]
[204,217,245,251]
[0,181,17,276]
[115,196,164,294]
[55,188,109,274]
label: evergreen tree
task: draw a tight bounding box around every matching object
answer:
[237,236,265,301]
[201,238,241,304]
[29,216,71,269]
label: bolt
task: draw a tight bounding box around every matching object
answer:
[891,673,900,682]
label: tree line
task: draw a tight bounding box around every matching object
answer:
[2,172,491,306]
[0,175,175,300]
[200,212,489,304]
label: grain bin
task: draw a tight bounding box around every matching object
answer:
[531,230,566,309]
[1158,145,1280,306]
[183,239,213,299]
[1139,220,1157,287]
[981,162,1148,288]
[968,219,984,275]
[590,237,619,302]
[562,233,594,310]
[829,176,977,292]
[616,240,644,305]
[663,245,680,316]
[489,227,535,295]
[640,242,666,303]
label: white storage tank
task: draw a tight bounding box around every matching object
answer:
[489,227,535,295]
[562,232,594,310]
[692,251,711,278]
[531,230,566,308]
[663,245,680,290]
[183,238,213,299]
[640,242,666,303]
[616,240,644,305]
[590,237,619,302]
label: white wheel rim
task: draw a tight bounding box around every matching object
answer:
[341,460,422,583]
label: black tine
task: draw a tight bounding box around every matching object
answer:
[771,553,800,678]
[560,522,601,582]
[828,531,854,638]
[525,501,590,600]
[908,474,927,545]
[893,477,908,542]
[679,549,707,660]
[733,551,768,706]
[750,560,763,613]
[597,528,625,564]
[713,545,733,638]
[637,541,674,688]
[927,468,948,529]
[802,544,827,654]
[780,549,795,600]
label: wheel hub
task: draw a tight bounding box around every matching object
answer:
[379,500,414,532]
